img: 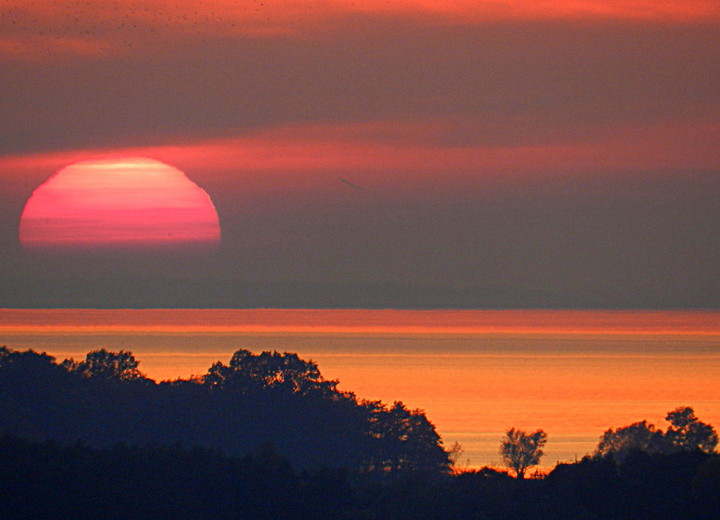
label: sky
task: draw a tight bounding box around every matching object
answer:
[1,0,719,308]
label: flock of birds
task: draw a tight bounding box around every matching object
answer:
[1,0,316,57]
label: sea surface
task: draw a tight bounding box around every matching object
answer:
[1,309,719,470]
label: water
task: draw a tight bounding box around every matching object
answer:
[1,309,718,470]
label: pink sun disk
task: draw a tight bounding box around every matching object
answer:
[19,158,221,251]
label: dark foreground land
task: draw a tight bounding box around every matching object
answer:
[2,435,719,520]
[1,346,718,519]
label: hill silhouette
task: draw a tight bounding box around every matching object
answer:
[1,346,718,519]
[0,346,449,473]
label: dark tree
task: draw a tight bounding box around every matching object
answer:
[595,406,718,462]
[500,427,547,478]
[595,420,667,461]
[364,400,450,474]
[62,349,146,381]
[204,349,338,395]
[665,406,718,453]
[0,347,451,475]
[0,346,60,377]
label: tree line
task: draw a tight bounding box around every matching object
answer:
[1,428,718,519]
[500,406,718,478]
[0,346,450,473]
[1,345,719,519]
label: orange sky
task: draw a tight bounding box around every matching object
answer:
[2,309,719,335]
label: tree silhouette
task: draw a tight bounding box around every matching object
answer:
[595,420,667,461]
[364,400,450,474]
[4,345,720,519]
[500,427,547,478]
[595,406,718,462]
[0,346,451,474]
[203,349,338,396]
[665,406,718,453]
[62,349,146,381]
[0,346,61,377]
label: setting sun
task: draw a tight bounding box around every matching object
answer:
[18,158,221,252]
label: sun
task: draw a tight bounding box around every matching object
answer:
[19,157,221,252]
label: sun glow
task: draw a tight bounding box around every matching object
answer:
[19,157,221,251]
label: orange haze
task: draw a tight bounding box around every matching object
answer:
[2,309,718,335]
[1,309,718,468]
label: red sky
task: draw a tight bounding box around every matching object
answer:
[0,0,718,308]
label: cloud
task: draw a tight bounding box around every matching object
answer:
[1,11,718,155]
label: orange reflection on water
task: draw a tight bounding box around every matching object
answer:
[1,309,718,468]
[1,309,719,335]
